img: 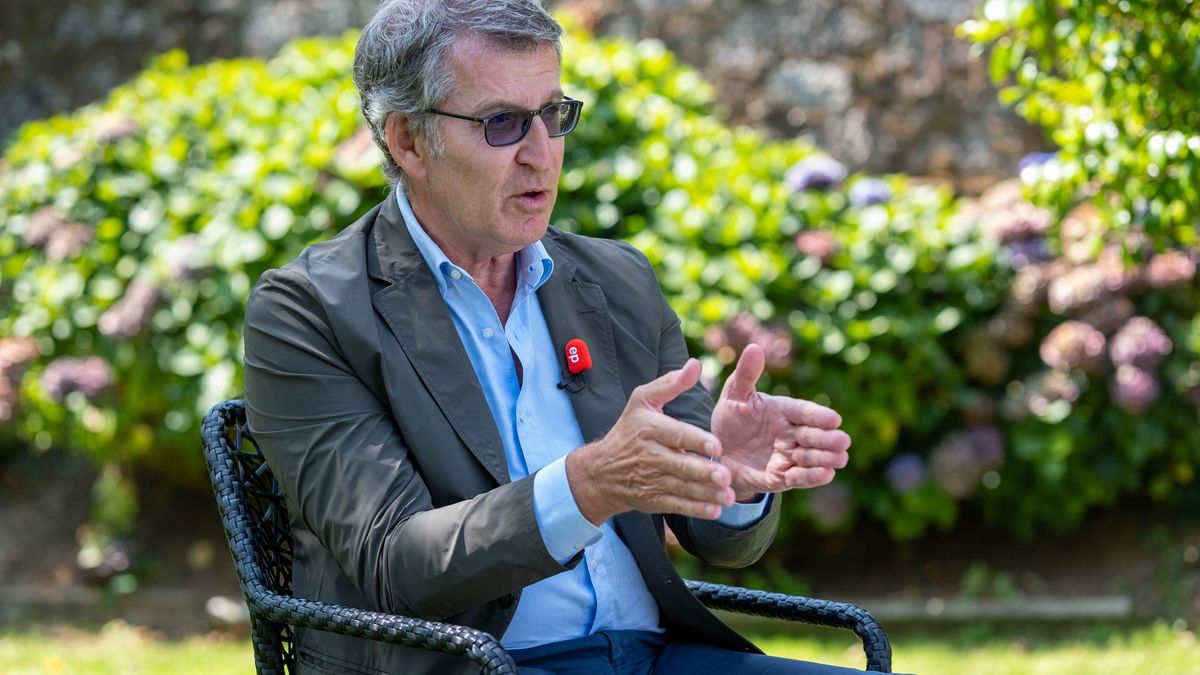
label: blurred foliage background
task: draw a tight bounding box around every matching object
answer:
[0,2,1197,591]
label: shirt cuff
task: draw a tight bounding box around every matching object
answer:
[715,492,772,530]
[533,455,603,564]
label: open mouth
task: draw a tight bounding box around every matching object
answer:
[514,190,550,208]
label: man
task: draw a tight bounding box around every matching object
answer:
[243,1,856,673]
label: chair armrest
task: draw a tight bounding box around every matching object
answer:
[244,585,517,675]
[684,579,891,673]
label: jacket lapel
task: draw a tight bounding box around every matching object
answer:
[537,237,625,444]
[368,196,510,485]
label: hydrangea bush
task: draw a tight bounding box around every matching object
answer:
[959,0,1200,534]
[961,0,1200,250]
[0,17,1196,558]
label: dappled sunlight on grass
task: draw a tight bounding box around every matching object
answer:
[0,621,251,674]
[752,620,1200,675]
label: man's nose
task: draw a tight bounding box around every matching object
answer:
[515,115,555,168]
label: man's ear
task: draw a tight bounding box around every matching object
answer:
[385,112,427,180]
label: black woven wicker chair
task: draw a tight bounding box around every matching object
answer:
[202,399,892,674]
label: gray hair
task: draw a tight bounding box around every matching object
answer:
[353,0,564,188]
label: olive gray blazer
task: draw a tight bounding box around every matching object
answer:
[242,195,782,674]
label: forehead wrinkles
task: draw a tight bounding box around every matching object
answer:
[444,35,562,111]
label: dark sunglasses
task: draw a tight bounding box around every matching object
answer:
[426,98,583,147]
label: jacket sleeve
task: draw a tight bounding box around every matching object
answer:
[243,265,572,620]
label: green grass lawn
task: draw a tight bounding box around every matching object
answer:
[750,621,1200,674]
[0,622,250,675]
[1,620,1198,674]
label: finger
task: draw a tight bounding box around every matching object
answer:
[652,495,725,520]
[776,397,843,430]
[719,342,765,403]
[783,466,836,489]
[793,427,852,453]
[724,466,777,495]
[786,447,850,470]
[651,473,736,508]
[646,415,722,458]
[634,358,703,411]
[649,440,731,486]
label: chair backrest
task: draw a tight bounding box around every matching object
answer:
[203,399,522,675]
[201,399,297,673]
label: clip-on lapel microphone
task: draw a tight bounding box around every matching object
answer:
[557,338,591,393]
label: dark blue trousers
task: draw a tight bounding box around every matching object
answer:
[508,630,869,675]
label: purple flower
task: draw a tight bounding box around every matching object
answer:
[805,483,853,529]
[986,309,1034,348]
[98,282,160,339]
[45,224,93,261]
[1019,371,1082,417]
[24,207,63,247]
[786,155,847,192]
[1018,151,1057,171]
[1003,237,1053,269]
[1047,264,1119,315]
[848,177,892,207]
[1110,364,1159,413]
[40,356,114,402]
[1077,296,1135,335]
[930,435,977,498]
[884,453,927,494]
[930,427,1006,499]
[1145,250,1196,288]
[0,338,39,422]
[725,314,762,353]
[0,337,39,365]
[706,314,793,370]
[1109,317,1172,370]
[757,326,794,372]
[965,425,1005,470]
[983,200,1053,244]
[1039,321,1107,372]
[793,230,837,264]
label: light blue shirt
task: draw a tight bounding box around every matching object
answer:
[394,190,769,649]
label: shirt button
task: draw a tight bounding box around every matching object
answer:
[449,269,462,280]
[482,328,494,339]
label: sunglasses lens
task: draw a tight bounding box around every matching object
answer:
[485,111,531,146]
[482,101,581,146]
[543,101,580,137]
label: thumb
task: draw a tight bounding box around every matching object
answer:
[637,358,703,410]
[720,342,765,403]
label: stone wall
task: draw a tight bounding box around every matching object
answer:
[564,0,1048,191]
[1,0,1046,191]
[0,0,377,146]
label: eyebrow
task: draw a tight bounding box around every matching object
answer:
[474,89,567,115]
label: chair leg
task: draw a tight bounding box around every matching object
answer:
[250,617,288,675]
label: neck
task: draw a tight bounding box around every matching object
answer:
[406,195,521,323]
[467,256,518,324]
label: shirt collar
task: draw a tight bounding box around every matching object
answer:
[394,189,554,298]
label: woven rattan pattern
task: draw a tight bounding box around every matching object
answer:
[202,399,891,673]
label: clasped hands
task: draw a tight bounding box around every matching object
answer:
[567,343,851,526]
